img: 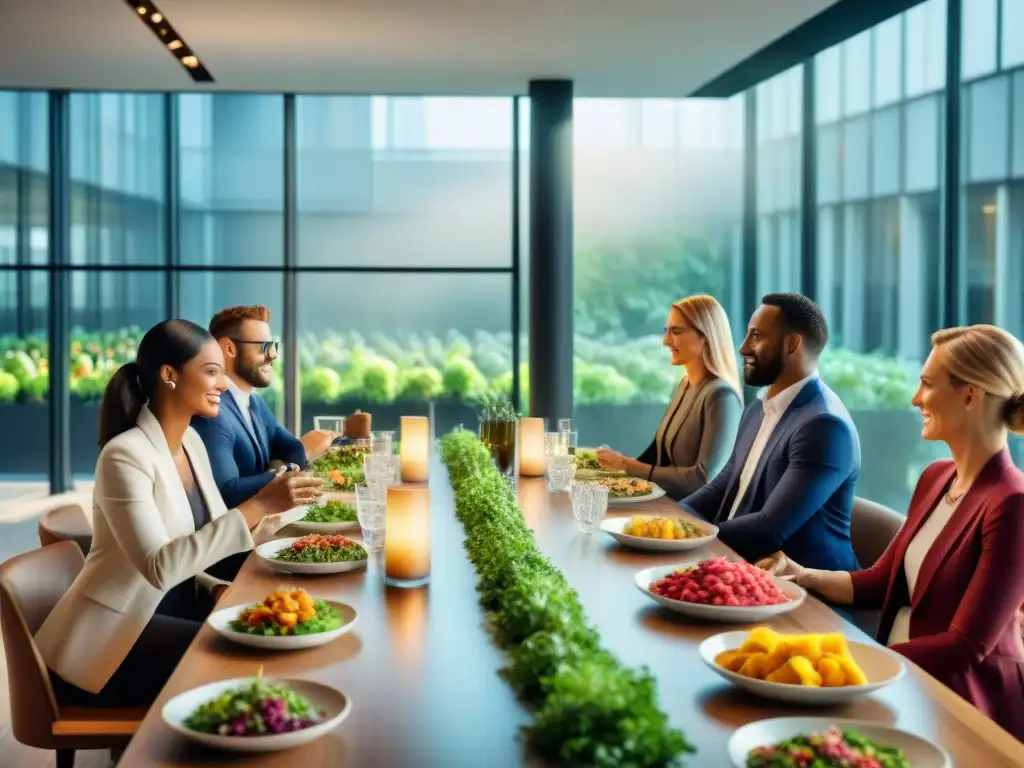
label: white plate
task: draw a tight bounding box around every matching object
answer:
[207,599,358,651]
[162,677,351,753]
[605,483,667,505]
[289,519,360,535]
[256,537,368,576]
[728,717,951,768]
[635,562,805,622]
[600,516,718,551]
[699,630,906,704]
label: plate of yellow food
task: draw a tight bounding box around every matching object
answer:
[699,626,906,704]
[207,588,358,651]
[598,476,666,504]
[600,514,718,551]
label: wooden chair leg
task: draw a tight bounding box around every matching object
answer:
[56,749,75,768]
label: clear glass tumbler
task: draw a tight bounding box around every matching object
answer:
[571,481,610,533]
[546,454,575,492]
[354,482,386,552]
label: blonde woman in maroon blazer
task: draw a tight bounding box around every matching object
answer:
[759,325,1024,741]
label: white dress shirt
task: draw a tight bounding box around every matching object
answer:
[887,494,962,645]
[726,371,818,521]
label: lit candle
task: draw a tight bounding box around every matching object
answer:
[400,415,430,482]
[518,417,546,477]
[385,486,430,587]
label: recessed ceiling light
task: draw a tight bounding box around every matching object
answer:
[122,0,214,83]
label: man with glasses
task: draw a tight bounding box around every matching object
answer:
[192,305,337,509]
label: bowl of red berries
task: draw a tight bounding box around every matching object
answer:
[635,557,806,622]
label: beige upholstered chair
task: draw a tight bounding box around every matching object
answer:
[38,502,93,556]
[0,541,143,768]
[849,496,904,636]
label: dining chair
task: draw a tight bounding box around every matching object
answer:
[849,495,904,637]
[0,541,143,768]
[37,502,93,557]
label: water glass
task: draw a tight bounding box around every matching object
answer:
[562,430,578,456]
[557,418,572,434]
[371,430,394,455]
[544,431,569,458]
[314,416,345,435]
[546,454,575,492]
[354,483,386,552]
[363,452,395,484]
[571,481,610,533]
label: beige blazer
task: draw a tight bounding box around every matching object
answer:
[633,377,742,500]
[34,406,283,694]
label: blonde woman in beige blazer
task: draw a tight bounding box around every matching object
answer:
[597,295,743,500]
[35,320,322,708]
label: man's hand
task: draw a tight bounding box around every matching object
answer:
[301,429,337,458]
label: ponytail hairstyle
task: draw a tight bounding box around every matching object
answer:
[98,319,213,448]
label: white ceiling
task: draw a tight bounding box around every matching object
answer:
[0,0,837,97]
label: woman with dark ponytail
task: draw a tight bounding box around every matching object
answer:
[34,320,323,709]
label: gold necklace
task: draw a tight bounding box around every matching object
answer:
[945,477,968,505]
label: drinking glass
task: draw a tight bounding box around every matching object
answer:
[371,430,394,455]
[557,418,572,434]
[571,481,610,533]
[363,453,394,484]
[354,483,386,552]
[561,430,578,456]
[546,454,575,492]
[314,416,345,435]
[544,431,569,458]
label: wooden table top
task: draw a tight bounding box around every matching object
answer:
[121,469,1024,767]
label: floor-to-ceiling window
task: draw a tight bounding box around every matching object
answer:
[959,0,1024,464]
[0,91,49,477]
[570,97,745,454]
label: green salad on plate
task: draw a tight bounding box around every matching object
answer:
[747,726,910,768]
[184,668,326,736]
[300,500,357,524]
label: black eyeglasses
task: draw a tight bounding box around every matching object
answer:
[231,339,280,356]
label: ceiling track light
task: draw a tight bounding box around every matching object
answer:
[122,0,214,83]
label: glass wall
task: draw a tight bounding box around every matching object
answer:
[571,97,746,453]
[959,0,1024,464]
[756,65,803,297]
[809,0,948,511]
[0,92,49,477]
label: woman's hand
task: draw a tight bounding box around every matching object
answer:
[754,551,807,581]
[596,447,629,471]
[251,470,323,515]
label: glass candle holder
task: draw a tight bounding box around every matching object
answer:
[400,416,430,482]
[518,417,546,477]
[385,486,431,588]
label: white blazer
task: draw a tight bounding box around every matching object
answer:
[35,406,283,694]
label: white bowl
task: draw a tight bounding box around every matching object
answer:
[162,677,351,753]
[728,717,951,768]
[698,630,906,704]
[606,483,667,505]
[207,599,358,651]
[256,537,368,576]
[635,562,805,622]
[600,516,718,551]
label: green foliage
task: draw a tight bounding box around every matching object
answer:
[0,326,919,411]
[439,430,694,767]
[0,371,19,403]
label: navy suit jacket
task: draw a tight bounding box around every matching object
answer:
[191,391,307,509]
[680,377,861,572]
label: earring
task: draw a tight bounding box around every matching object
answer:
[165,380,176,390]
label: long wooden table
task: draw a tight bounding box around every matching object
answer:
[122,467,1024,767]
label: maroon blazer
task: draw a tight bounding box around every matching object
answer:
[850,448,1024,741]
